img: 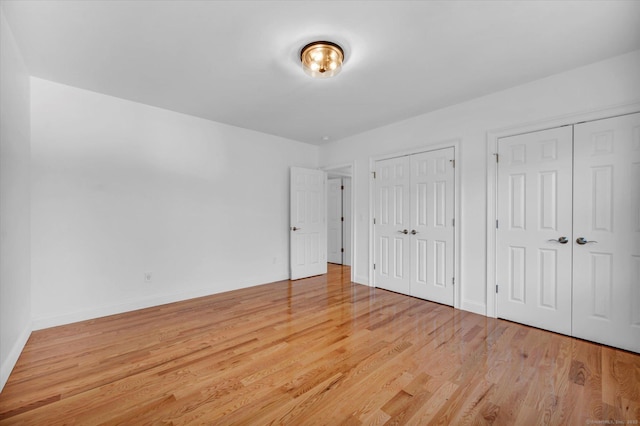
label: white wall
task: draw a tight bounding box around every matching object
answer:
[0,9,32,391]
[31,78,318,329]
[319,50,640,315]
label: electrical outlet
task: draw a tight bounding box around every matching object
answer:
[144,272,152,283]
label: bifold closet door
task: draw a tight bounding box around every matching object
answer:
[496,127,574,335]
[572,112,640,353]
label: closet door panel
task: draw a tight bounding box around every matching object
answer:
[496,127,573,335]
[573,112,640,353]
[410,148,455,306]
[374,156,411,294]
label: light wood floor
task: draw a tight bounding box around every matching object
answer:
[1,264,639,425]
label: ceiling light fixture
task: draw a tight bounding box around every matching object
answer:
[300,41,344,79]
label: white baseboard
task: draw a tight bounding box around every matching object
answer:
[354,274,370,286]
[32,274,289,330]
[32,290,210,330]
[1,322,32,392]
[461,300,487,316]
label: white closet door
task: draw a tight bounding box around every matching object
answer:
[572,112,640,353]
[327,178,343,264]
[496,127,573,335]
[374,156,411,294]
[410,148,455,306]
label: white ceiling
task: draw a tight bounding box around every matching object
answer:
[3,1,640,145]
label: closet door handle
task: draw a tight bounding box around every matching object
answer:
[410,230,418,235]
[291,226,301,231]
[398,229,408,234]
[576,237,597,245]
[548,236,568,244]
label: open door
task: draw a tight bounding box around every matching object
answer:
[290,167,327,280]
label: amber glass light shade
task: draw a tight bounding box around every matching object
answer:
[300,41,344,78]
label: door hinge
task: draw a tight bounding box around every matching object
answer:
[372,171,376,179]
[341,216,344,222]
[496,219,499,229]
[452,277,455,286]
[341,185,344,190]
[494,153,499,163]
[496,285,499,293]
[341,248,344,253]
[373,218,376,225]
[450,159,455,168]
[373,263,376,270]
[452,218,455,227]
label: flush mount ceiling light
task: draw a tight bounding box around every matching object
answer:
[300,41,344,78]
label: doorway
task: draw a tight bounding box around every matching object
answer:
[324,164,355,279]
[327,176,351,266]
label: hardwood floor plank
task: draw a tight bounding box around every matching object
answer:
[1,264,639,425]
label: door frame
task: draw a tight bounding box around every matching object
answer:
[322,162,356,283]
[486,102,640,318]
[369,139,462,310]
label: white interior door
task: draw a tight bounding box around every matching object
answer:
[496,127,573,335]
[290,167,327,280]
[374,156,411,294]
[410,148,455,305]
[327,178,343,264]
[572,112,640,353]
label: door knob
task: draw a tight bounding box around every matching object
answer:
[291,226,301,231]
[397,229,408,234]
[410,230,418,235]
[547,236,568,244]
[576,237,597,245]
